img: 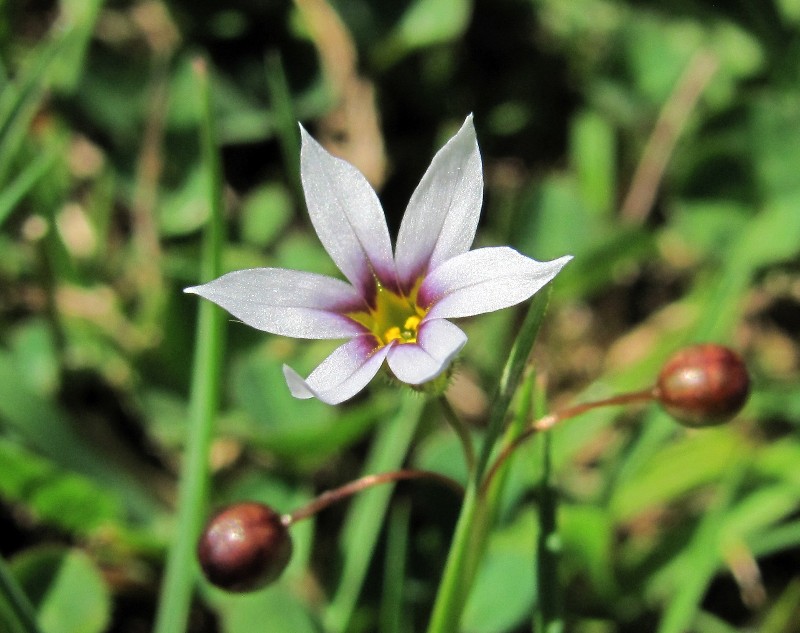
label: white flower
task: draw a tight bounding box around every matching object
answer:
[186,116,572,404]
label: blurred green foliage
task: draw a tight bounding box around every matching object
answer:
[1,0,799,632]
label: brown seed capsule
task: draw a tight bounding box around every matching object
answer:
[197,502,292,591]
[656,344,750,427]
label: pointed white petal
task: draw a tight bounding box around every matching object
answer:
[386,319,467,385]
[394,115,483,290]
[185,268,368,339]
[282,335,390,405]
[300,126,397,297]
[420,247,572,319]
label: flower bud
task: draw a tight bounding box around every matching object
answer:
[197,502,292,591]
[656,344,750,427]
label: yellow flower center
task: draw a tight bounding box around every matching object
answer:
[347,281,426,346]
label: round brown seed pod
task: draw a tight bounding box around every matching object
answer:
[656,344,750,427]
[197,502,292,591]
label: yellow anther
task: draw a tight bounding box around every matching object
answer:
[348,282,427,346]
[403,315,421,332]
[384,326,403,343]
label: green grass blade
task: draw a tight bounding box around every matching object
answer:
[264,52,302,200]
[656,462,747,633]
[750,520,800,558]
[0,147,60,230]
[0,36,66,186]
[153,59,226,633]
[323,393,424,633]
[0,351,159,520]
[49,0,106,94]
[0,555,42,633]
[0,1,103,185]
[759,579,800,633]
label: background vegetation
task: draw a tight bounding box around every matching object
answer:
[1,0,800,632]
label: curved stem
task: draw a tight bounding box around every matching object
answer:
[285,469,463,526]
[438,395,475,474]
[481,387,656,495]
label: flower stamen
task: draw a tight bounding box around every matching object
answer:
[348,281,426,346]
[384,315,421,344]
[384,326,403,343]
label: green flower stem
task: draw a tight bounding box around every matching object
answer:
[533,387,563,633]
[324,393,424,633]
[438,395,475,474]
[491,372,536,495]
[153,58,226,633]
[426,486,485,629]
[0,555,42,633]
[475,286,553,481]
[426,287,553,633]
[380,501,411,633]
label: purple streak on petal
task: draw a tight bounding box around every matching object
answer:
[386,319,467,385]
[185,268,369,339]
[419,247,573,319]
[299,125,398,300]
[394,115,483,292]
[282,334,391,405]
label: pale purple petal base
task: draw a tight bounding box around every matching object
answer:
[283,335,391,405]
[185,268,368,339]
[386,319,467,384]
[420,247,573,319]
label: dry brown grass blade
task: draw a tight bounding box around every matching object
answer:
[294,0,387,189]
[128,2,181,331]
[723,539,767,610]
[620,51,718,224]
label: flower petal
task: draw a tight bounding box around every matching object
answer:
[394,115,483,291]
[386,319,467,385]
[283,335,391,405]
[420,247,572,319]
[300,125,397,298]
[185,268,368,339]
